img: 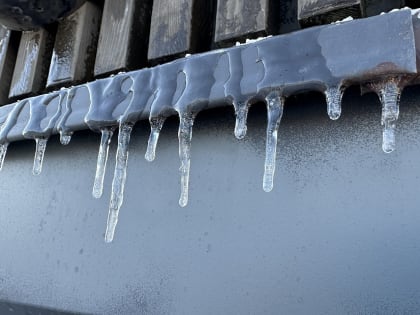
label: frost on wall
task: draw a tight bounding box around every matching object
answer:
[0,9,418,242]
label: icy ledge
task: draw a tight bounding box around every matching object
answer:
[0,9,419,242]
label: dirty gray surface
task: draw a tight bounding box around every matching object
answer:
[1,86,420,314]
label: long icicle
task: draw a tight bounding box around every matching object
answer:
[92,128,114,199]
[368,79,402,154]
[325,85,343,120]
[178,112,195,207]
[105,122,133,243]
[0,142,9,171]
[145,117,165,162]
[33,138,48,175]
[233,100,249,140]
[263,91,285,192]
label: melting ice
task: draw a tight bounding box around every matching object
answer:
[33,138,48,175]
[263,92,284,192]
[105,123,133,243]
[368,78,402,153]
[92,128,114,199]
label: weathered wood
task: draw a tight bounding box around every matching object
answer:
[0,27,18,105]
[148,0,214,63]
[94,0,153,77]
[9,28,54,98]
[214,0,280,46]
[47,1,101,88]
[298,0,362,27]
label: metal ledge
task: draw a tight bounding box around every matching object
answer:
[0,9,417,144]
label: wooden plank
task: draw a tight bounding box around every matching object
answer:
[0,27,18,105]
[214,0,280,46]
[94,0,153,77]
[148,0,214,62]
[298,0,362,27]
[47,1,101,88]
[9,28,54,98]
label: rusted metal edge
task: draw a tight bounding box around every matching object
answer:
[0,9,417,144]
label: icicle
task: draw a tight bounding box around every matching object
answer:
[368,79,401,153]
[325,85,343,120]
[145,116,165,162]
[33,138,48,175]
[380,82,400,153]
[233,100,249,140]
[57,88,75,146]
[59,132,72,145]
[92,128,114,199]
[0,142,8,171]
[104,123,133,243]
[263,92,285,192]
[178,112,195,207]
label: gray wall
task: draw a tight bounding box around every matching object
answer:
[1,86,420,315]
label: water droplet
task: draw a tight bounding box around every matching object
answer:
[105,123,133,243]
[33,138,48,175]
[145,117,165,162]
[263,92,285,192]
[178,112,195,207]
[92,128,114,199]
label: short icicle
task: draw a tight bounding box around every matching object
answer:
[59,133,72,146]
[369,78,402,153]
[325,85,343,120]
[57,88,76,146]
[33,138,48,175]
[92,127,114,199]
[178,112,195,207]
[263,91,285,192]
[0,142,9,170]
[105,122,133,243]
[233,100,249,140]
[145,117,165,162]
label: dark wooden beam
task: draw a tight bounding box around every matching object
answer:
[94,0,153,77]
[404,0,420,8]
[147,0,215,63]
[279,0,301,34]
[364,0,404,16]
[47,1,101,88]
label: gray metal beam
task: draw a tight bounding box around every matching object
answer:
[0,9,417,143]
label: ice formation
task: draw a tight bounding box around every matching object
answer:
[0,9,417,241]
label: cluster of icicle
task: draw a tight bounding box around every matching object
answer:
[0,45,401,242]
